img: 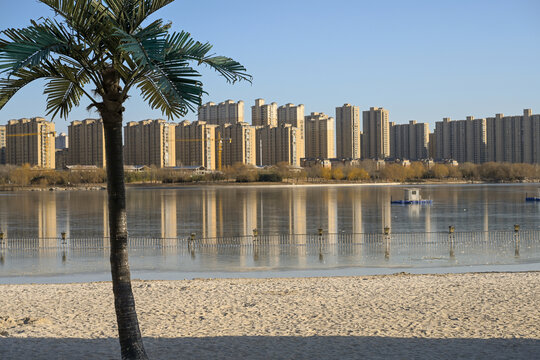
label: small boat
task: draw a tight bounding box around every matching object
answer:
[391,188,432,205]
[526,189,540,202]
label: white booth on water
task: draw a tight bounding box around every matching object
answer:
[404,188,421,201]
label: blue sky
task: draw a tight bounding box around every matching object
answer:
[1,0,539,133]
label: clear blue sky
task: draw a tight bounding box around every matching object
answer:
[1,0,539,133]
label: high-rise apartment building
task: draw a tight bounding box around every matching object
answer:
[0,125,6,165]
[55,149,68,169]
[55,132,68,150]
[486,109,540,164]
[362,107,390,159]
[428,132,436,159]
[390,120,429,161]
[434,116,486,164]
[175,120,218,169]
[336,104,361,159]
[124,119,176,167]
[68,119,106,167]
[198,100,244,125]
[220,122,256,167]
[305,112,335,159]
[256,124,302,166]
[6,117,55,168]
[278,103,305,159]
[252,99,278,127]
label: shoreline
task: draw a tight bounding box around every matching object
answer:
[1,271,539,359]
[0,179,538,191]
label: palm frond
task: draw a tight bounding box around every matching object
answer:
[104,0,175,33]
[164,31,252,84]
[135,59,204,118]
[114,19,169,65]
[0,22,70,73]
[0,67,52,109]
[43,61,90,118]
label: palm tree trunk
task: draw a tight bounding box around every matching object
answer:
[103,113,148,360]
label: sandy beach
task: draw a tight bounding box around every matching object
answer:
[1,272,539,359]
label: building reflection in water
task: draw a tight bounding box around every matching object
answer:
[242,190,257,237]
[202,189,217,239]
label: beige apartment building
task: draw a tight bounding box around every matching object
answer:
[390,120,429,161]
[124,119,176,167]
[198,100,244,125]
[176,120,218,169]
[434,116,487,164]
[336,104,361,159]
[68,119,106,167]
[486,109,540,164]
[219,122,256,167]
[252,99,278,127]
[6,117,55,168]
[256,124,302,166]
[0,125,5,165]
[362,107,390,159]
[278,103,305,159]
[305,112,335,159]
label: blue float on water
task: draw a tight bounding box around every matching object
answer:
[526,189,540,202]
[391,188,432,205]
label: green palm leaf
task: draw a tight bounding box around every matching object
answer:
[0,67,52,109]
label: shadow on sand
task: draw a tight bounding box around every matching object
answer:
[1,336,538,359]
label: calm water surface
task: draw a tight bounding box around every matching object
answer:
[1,183,539,281]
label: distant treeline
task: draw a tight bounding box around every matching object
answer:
[0,161,539,187]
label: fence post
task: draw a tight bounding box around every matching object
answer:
[189,233,196,259]
[514,224,520,258]
[449,225,455,259]
[318,228,324,261]
[0,231,4,265]
[384,226,390,260]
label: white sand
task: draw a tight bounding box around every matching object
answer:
[1,272,539,359]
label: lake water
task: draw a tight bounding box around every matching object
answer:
[1,183,540,282]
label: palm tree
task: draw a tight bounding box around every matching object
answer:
[0,1,250,358]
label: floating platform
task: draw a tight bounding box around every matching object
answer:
[391,188,432,205]
[391,199,433,205]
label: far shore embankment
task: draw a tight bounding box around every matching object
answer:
[0,179,538,192]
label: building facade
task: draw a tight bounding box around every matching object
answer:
[336,104,361,159]
[251,99,278,127]
[434,116,487,164]
[5,117,55,168]
[485,109,540,164]
[55,132,68,150]
[278,103,305,159]
[175,120,218,169]
[256,124,302,167]
[124,119,176,167]
[68,119,106,167]
[220,122,257,167]
[0,125,5,165]
[305,112,335,159]
[389,120,429,161]
[362,107,390,159]
[198,100,244,125]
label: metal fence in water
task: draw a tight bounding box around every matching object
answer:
[1,230,539,258]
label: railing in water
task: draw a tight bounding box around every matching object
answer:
[1,230,538,254]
